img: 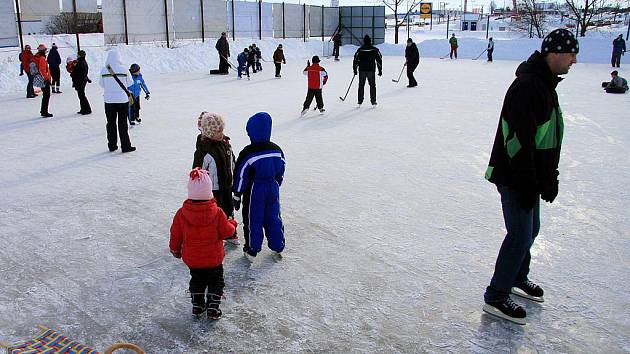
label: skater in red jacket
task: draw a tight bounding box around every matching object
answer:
[170,168,237,320]
[301,56,328,115]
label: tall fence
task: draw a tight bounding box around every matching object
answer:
[102,0,350,46]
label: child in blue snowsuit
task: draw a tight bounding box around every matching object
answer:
[237,48,250,80]
[232,112,285,259]
[127,63,150,124]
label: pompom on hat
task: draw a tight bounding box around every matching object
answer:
[197,112,225,140]
[541,29,579,55]
[187,168,213,200]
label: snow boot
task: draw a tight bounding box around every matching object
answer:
[512,280,544,302]
[319,108,325,113]
[191,293,206,317]
[301,108,309,116]
[482,297,526,325]
[207,294,222,320]
[243,251,256,263]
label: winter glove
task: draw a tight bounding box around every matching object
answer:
[541,180,558,203]
[228,219,238,228]
[378,71,382,76]
[87,78,92,83]
[283,60,286,64]
[170,249,182,259]
[233,194,242,211]
[353,68,358,76]
[516,187,537,211]
[145,93,150,100]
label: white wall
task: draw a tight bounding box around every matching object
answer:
[227,1,272,39]
[21,0,60,17]
[61,0,98,13]
[0,0,18,47]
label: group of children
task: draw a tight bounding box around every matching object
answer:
[236,43,264,79]
[170,111,286,320]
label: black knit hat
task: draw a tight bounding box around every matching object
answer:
[312,55,320,63]
[541,29,579,55]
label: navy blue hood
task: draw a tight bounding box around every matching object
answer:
[246,112,273,143]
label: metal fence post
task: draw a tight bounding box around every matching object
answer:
[201,0,205,43]
[259,0,262,40]
[282,2,285,39]
[446,12,449,39]
[231,0,236,40]
[322,5,324,42]
[73,0,81,51]
[303,3,306,42]
[123,0,129,45]
[163,0,170,48]
[14,0,24,50]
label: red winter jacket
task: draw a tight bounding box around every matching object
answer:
[32,54,51,82]
[169,199,237,268]
[21,50,33,72]
[303,63,328,89]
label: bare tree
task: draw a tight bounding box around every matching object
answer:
[514,0,548,38]
[382,0,422,44]
[565,0,609,36]
[45,13,102,35]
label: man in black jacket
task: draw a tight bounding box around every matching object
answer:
[47,43,62,93]
[212,32,230,75]
[333,31,342,61]
[353,35,383,106]
[71,50,92,115]
[482,29,578,325]
[405,38,419,87]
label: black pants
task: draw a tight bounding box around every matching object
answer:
[219,55,229,73]
[50,66,61,88]
[26,73,35,97]
[333,44,340,59]
[487,49,494,62]
[40,82,51,114]
[358,71,376,104]
[247,62,256,73]
[303,88,324,110]
[104,102,132,150]
[129,96,141,122]
[275,62,281,77]
[189,265,224,308]
[407,62,418,86]
[612,51,622,67]
[75,84,91,114]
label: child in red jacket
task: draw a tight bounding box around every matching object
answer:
[301,55,328,116]
[170,168,237,319]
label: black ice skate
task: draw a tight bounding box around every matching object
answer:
[482,297,526,325]
[512,280,544,302]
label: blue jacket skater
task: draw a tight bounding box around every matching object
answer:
[233,112,285,257]
[237,51,248,67]
[128,73,150,98]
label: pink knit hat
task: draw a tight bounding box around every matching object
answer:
[197,112,225,140]
[188,168,213,200]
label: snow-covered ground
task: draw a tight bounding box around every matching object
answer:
[0,50,629,352]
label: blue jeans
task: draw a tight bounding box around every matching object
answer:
[484,185,540,303]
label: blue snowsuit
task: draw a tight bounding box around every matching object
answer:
[233,112,285,256]
[127,73,150,122]
[237,52,249,78]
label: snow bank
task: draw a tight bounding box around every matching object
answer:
[0,30,626,95]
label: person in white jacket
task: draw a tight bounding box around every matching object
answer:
[99,50,135,153]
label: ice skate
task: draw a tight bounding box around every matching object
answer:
[512,280,544,303]
[482,297,526,325]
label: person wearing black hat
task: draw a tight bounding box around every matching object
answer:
[301,56,328,115]
[353,35,382,106]
[405,38,419,87]
[71,50,92,115]
[611,34,626,68]
[482,28,578,325]
[47,43,62,93]
[211,32,230,75]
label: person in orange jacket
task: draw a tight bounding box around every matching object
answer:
[32,44,53,117]
[170,168,238,320]
[301,55,328,115]
[21,45,36,98]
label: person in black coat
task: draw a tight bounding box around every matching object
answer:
[247,45,257,73]
[353,35,383,106]
[212,32,230,74]
[71,50,92,115]
[47,43,62,93]
[405,38,419,87]
[333,31,342,61]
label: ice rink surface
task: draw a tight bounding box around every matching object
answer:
[0,56,628,353]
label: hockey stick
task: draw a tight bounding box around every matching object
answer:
[339,74,356,101]
[472,49,488,60]
[392,63,407,83]
[219,54,237,69]
[439,51,452,59]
